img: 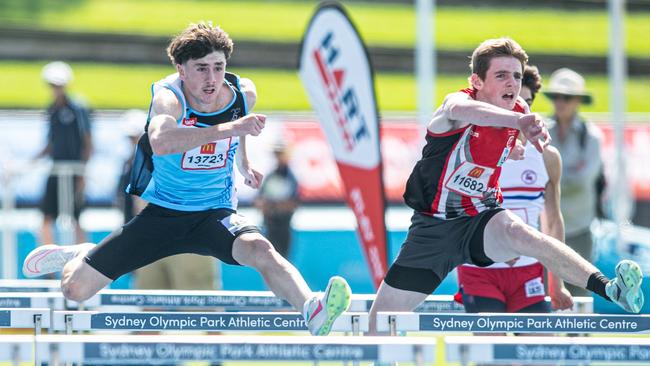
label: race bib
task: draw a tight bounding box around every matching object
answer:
[220,213,255,235]
[525,277,545,298]
[445,162,494,198]
[181,139,231,170]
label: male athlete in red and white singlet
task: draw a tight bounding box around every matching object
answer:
[368,38,643,334]
[410,87,525,220]
[457,65,574,314]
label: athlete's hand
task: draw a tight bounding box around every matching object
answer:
[549,285,574,311]
[241,167,264,189]
[231,113,266,137]
[517,113,551,153]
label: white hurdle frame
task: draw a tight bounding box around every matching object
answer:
[377,312,650,335]
[446,336,650,365]
[0,292,65,309]
[0,279,592,314]
[0,308,50,333]
[0,279,60,293]
[66,288,592,313]
[52,310,369,334]
[0,334,436,365]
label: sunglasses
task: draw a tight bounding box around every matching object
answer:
[548,94,577,102]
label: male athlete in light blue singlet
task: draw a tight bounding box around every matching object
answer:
[23,22,351,336]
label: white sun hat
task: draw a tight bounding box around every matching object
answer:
[42,61,74,86]
[542,67,593,105]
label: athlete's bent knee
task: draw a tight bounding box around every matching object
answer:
[244,238,279,268]
[504,218,533,252]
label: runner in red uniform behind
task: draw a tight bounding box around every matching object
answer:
[368,38,643,334]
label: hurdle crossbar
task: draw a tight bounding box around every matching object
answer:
[0,308,50,330]
[52,310,369,333]
[446,336,650,365]
[0,279,60,293]
[0,292,65,309]
[376,312,650,334]
[68,289,592,313]
[0,334,436,364]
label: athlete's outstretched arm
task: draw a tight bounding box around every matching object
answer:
[429,92,522,133]
[541,145,574,310]
[148,87,265,155]
[429,93,550,152]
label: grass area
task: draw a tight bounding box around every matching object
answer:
[1,61,649,113]
[1,0,649,56]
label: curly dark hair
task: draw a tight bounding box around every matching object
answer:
[167,22,234,65]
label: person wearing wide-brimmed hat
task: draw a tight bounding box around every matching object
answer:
[545,68,604,297]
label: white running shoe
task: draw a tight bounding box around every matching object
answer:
[606,259,644,313]
[22,243,93,278]
[304,276,352,336]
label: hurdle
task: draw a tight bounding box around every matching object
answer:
[0,292,65,309]
[0,334,437,365]
[70,289,292,310]
[446,336,650,365]
[67,288,593,313]
[349,293,592,313]
[0,308,50,334]
[376,312,650,335]
[52,310,369,334]
[0,279,60,293]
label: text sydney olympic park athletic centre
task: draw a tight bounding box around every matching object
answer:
[98,314,308,330]
[429,315,643,332]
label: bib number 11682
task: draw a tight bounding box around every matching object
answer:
[445,162,494,198]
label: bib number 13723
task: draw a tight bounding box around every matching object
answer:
[181,138,231,170]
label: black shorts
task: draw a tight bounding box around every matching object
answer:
[40,175,84,219]
[385,208,503,294]
[85,204,260,280]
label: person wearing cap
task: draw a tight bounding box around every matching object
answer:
[544,68,604,297]
[35,61,92,245]
[254,141,300,258]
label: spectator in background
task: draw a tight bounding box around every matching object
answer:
[545,68,604,297]
[116,108,221,292]
[36,61,92,244]
[255,142,299,258]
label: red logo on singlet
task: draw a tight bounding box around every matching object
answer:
[200,143,216,154]
[182,118,197,126]
[468,167,485,178]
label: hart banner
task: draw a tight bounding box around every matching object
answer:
[298,1,388,289]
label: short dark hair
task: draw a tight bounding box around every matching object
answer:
[470,37,528,80]
[167,22,234,65]
[522,64,542,99]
